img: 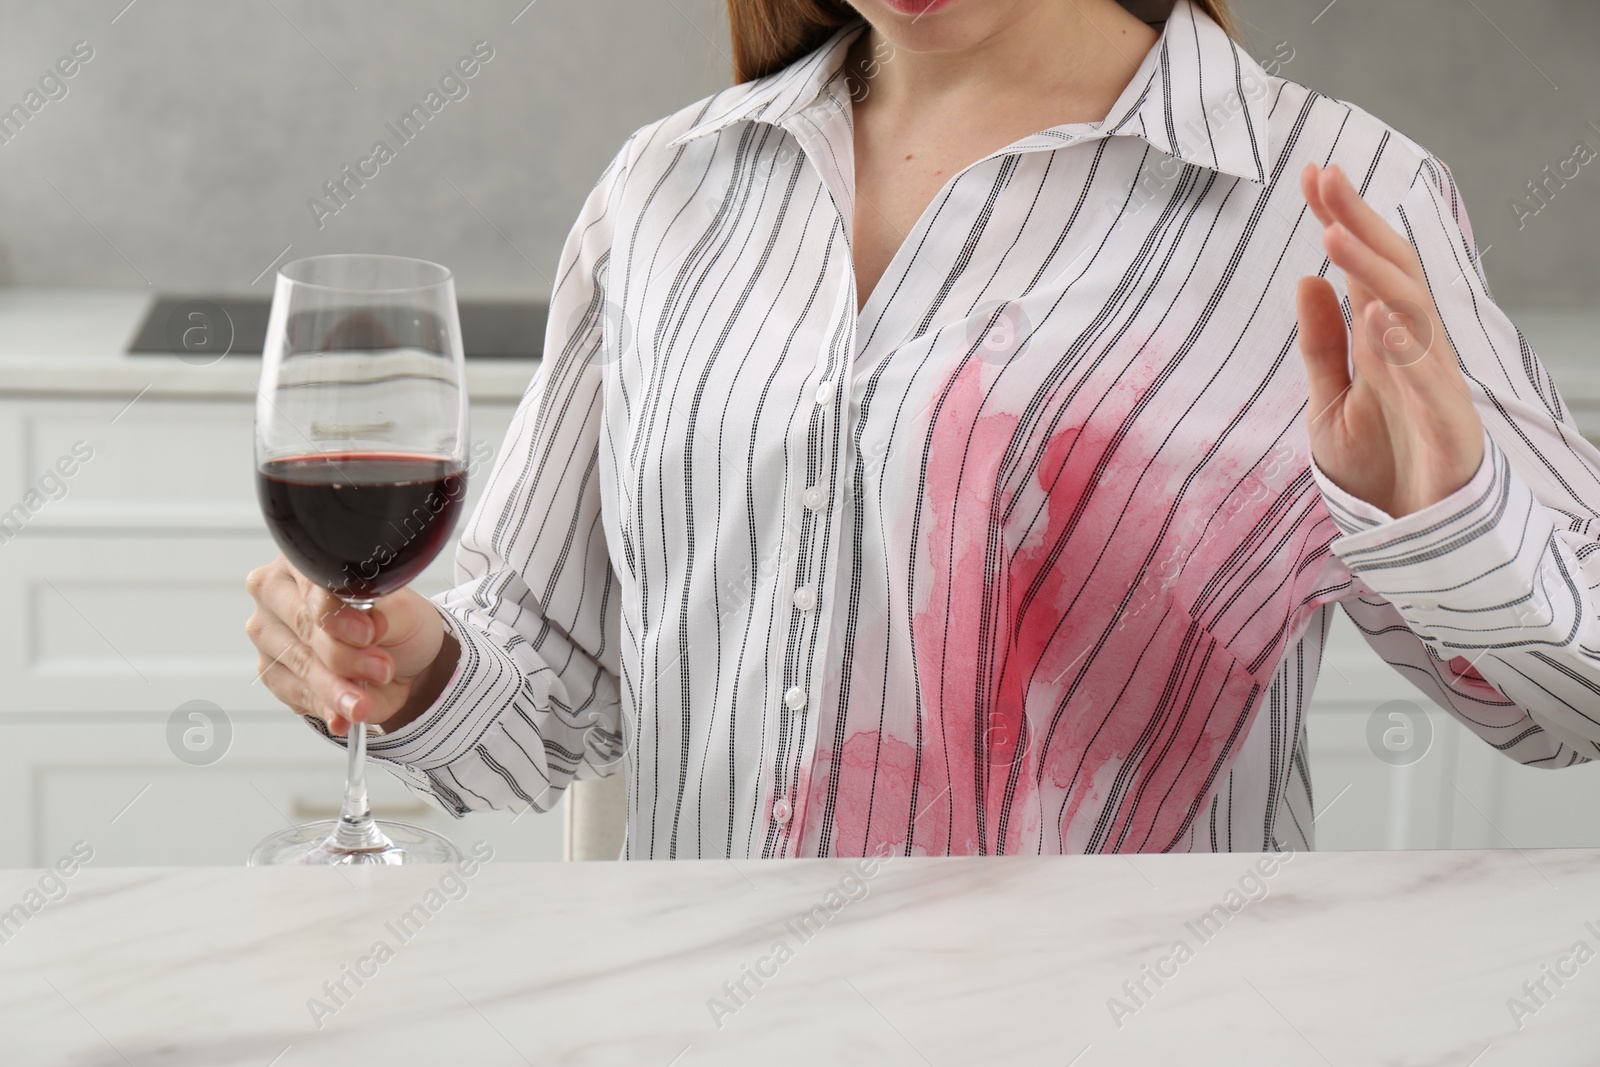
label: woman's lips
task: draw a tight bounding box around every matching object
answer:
[883,0,957,15]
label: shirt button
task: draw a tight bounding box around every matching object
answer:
[802,486,826,510]
[793,586,817,610]
[783,686,807,711]
[816,379,836,405]
[772,798,792,825]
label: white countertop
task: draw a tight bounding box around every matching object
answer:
[0,287,1595,411]
[0,288,540,402]
[2,849,1599,1064]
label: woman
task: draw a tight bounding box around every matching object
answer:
[246,0,1600,858]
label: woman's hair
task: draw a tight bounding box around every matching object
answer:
[725,0,1238,84]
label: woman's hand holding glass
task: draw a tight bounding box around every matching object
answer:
[246,553,456,738]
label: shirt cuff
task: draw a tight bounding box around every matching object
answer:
[1310,426,1497,535]
[363,602,528,770]
[1312,428,1563,645]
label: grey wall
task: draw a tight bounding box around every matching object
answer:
[0,0,728,298]
[1229,0,1600,308]
[0,0,1595,306]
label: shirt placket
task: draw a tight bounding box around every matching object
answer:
[758,91,861,857]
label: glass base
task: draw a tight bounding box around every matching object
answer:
[247,819,463,866]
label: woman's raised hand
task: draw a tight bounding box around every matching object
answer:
[244,554,457,736]
[1294,161,1485,519]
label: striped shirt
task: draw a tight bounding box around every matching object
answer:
[338,0,1600,857]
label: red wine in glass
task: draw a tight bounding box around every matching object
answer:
[256,452,466,602]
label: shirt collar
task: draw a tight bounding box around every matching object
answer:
[1098,0,1272,185]
[665,0,1270,185]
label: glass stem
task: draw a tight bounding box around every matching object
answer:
[332,600,392,852]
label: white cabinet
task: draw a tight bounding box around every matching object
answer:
[0,392,569,867]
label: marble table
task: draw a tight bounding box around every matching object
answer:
[2,847,1599,1065]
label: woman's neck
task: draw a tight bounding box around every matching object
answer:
[846,0,1161,129]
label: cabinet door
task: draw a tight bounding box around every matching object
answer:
[0,718,564,867]
[0,396,517,533]
[0,402,518,714]
[0,532,523,714]
[1448,728,1600,850]
[3,397,260,532]
[0,535,283,713]
[1306,609,1460,850]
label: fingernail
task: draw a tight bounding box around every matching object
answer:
[338,615,372,645]
[338,691,360,716]
[362,655,392,684]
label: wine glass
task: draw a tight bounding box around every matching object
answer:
[248,253,468,866]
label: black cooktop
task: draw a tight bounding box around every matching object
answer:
[127,296,546,360]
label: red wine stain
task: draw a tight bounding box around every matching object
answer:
[825,729,928,857]
[1447,655,1502,697]
[805,339,1350,855]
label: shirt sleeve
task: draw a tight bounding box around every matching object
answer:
[1318,153,1600,766]
[307,135,637,815]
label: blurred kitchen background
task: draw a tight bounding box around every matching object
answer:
[0,0,1596,866]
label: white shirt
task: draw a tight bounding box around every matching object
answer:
[325,0,1600,858]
